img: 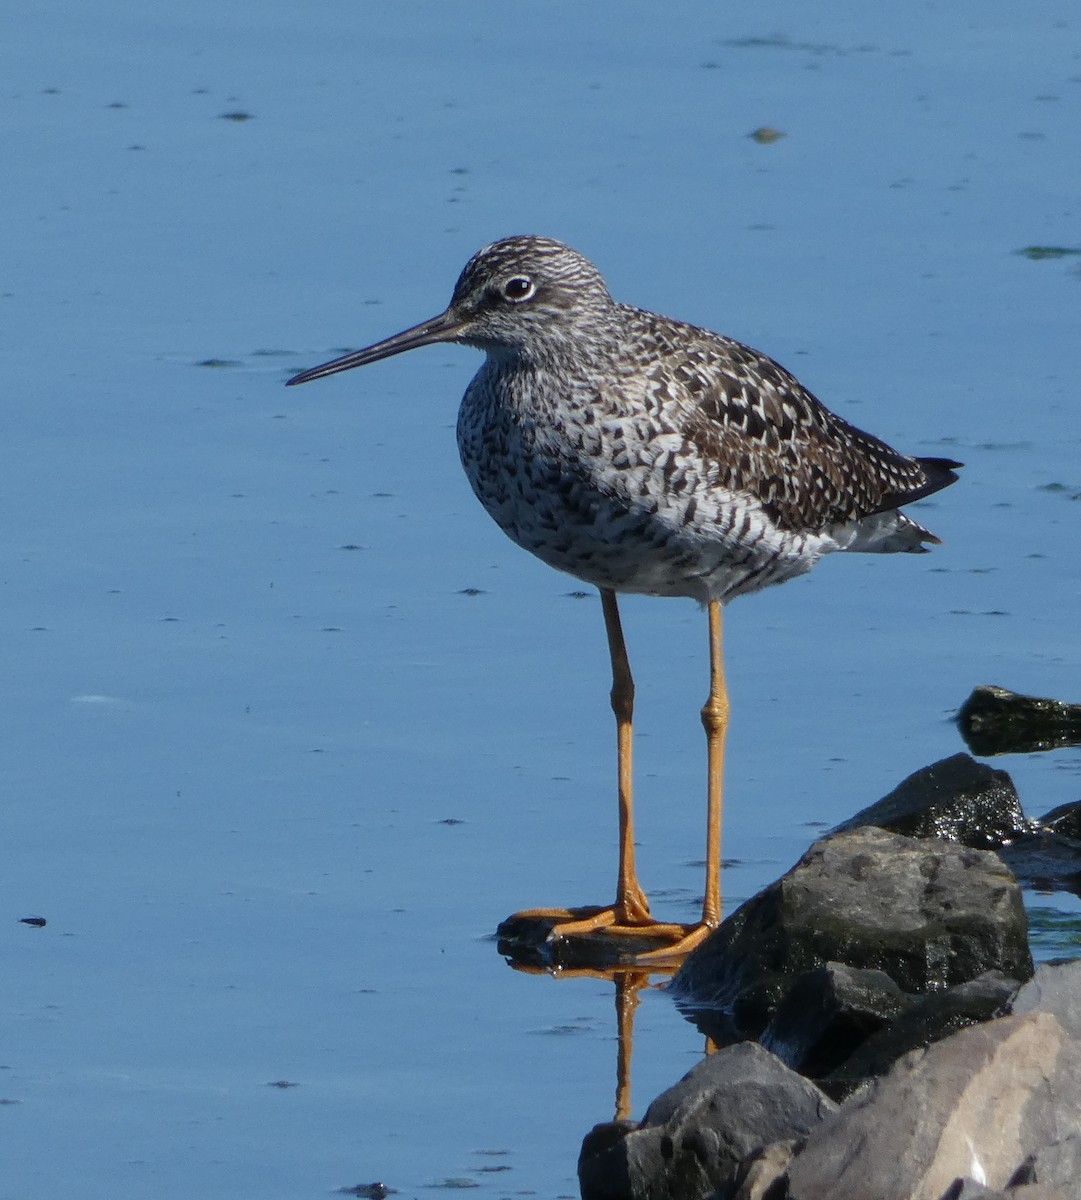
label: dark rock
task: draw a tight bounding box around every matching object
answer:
[759,962,909,1077]
[672,827,1033,1045]
[822,970,1022,1101]
[1010,959,1081,1040]
[823,751,1081,896]
[832,753,1031,850]
[783,1012,1081,1200]
[578,1042,834,1200]
[998,831,1081,896]
[957,684,1081,756]
[1037,800,1081,841]
[578,1121,641,1200]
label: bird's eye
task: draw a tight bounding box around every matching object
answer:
[501,276,536,303]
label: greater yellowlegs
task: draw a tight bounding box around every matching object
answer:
[287,236,960,961]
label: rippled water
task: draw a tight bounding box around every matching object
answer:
[5,2,1079,1196]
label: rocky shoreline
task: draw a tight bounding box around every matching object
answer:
[578,733,1081,1200]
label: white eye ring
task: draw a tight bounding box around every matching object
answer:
[501,276,536,303]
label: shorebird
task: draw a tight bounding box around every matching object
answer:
[287,236,960,962]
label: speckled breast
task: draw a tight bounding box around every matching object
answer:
[454,365,824,604]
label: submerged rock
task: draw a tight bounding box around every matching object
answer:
[998,832,1081,896]
[671,826,1032,1045]
[957,684,1081,756]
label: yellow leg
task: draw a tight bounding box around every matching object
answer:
[602,587,653,926]
[633,599,728,964]
[507,596,731,961]
[510,589,685,943]
[700,598,728,927]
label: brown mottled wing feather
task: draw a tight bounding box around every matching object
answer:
[661,333,956,533]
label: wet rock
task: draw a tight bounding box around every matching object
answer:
[997,831,1081,896]
[759,962,909,1077]
[577,1121,640,1200]
[782,1012,1081,1200]
[1010,959,1081,1039]
[822,970,1022,1100]
[1037,800,1081,841]
[957,684,1081,756]
[993,800,1081,897]
[577,1042,834,1200]
[827,753,1081,895]
[672,827,1033,1045]
[832,753,1031,850]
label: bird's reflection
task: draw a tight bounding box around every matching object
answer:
[498,901,721,1139]
[505,958,673,1121]
[503,911,724,1114]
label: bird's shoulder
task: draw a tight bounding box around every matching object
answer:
[614,307,935,530]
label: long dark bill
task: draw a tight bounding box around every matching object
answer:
[286,309,466,386]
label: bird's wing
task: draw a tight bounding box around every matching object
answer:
[648,331,947,533]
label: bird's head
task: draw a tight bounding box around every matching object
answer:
[286,236,615,386]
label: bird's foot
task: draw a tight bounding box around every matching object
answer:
[547,908,689,943]
[510,877,657,935]
[628,920,717,967]
[498,902,711,969]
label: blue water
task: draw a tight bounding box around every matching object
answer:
[4,2,1080,1197]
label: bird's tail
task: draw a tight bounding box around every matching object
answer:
[842,509,941,554]
[845,454,962,552]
